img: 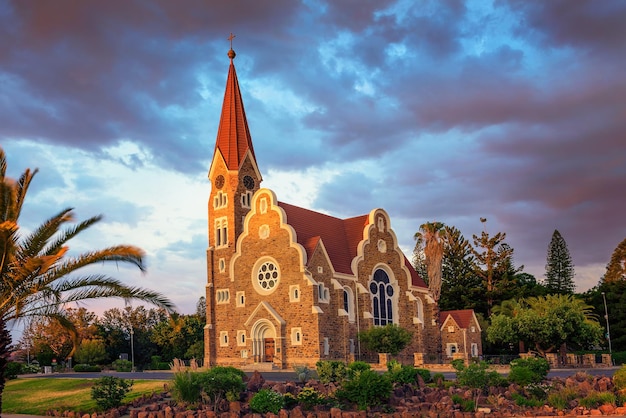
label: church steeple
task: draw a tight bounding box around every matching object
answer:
[211,42,257,172]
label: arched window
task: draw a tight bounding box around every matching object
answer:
[416,298,424,327]
[370,269,394,326]
[343,287,355,322]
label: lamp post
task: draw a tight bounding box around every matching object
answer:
[130,327,135,372]
[601,292,612,354]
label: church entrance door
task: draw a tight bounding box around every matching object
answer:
[264,338,275,362]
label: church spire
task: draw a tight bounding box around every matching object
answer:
[212,36,256,171]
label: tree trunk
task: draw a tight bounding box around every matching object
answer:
[0,316,12,417]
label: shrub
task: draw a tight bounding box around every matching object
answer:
[511,392,544,408]
[386,364,431,385]
[250,389,285,414]
[358,324,412,356]
[112,359,132,372]
[171,371,202,404]
[547,386,579,410]
[293,364,312,382]
[509,357,549,385]
[4,361,21,379]
[455,361,504,393]
[432,372,446,387]
[613,365,626,391]
[316,360,347,384]
[297,386,324,410]
[579,391,616,409]
[198,366,246,405]
[74,364,102,372]
[91,376,133,411]
[451,394,476,412]
[335,369,392,410]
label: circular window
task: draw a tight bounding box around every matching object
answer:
[254,260,280,294]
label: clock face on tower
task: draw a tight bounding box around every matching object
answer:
[214,175,225,189]
[243,175,255,190]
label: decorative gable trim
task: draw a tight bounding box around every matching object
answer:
[230,188,308,279]
[244,301,286,327]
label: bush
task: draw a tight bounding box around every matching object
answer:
[297,386,324,410]
[358,324,412,356]
[613,365,626,391]
[91,376,133,411]
[316,360,347,384]
[112,359,132,372]
[579,391,616,408]
[250,388,285,414]
[198,366,246,404]
[171,371,202,404]
[386,363,431,385]
[547,386,579,410]
[4,361,21,379]
[451,394,476,412]
[511,392,544,408]
[455,361,504,393]
[293,364,312,383]
[335,369,392,410]
[74,364,102,372]
[509,357,549,385]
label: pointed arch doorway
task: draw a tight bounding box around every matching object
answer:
[251,319,276,363]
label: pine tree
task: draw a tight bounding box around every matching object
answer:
[604,237,626,283]
[545,230,575,294]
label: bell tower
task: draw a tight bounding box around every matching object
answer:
[205,39,262,366]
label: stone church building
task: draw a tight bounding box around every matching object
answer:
[204,47,478,369]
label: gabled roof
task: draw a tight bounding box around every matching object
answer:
[213,49,256,171]
[440,309,478,330]
[278,201,365,275]
[277,201,426,288]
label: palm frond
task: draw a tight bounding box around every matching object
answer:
[43,214,102,256]
[19,208,74,259]
[13,168,38,220]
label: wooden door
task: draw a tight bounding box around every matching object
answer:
[264,338,275,362]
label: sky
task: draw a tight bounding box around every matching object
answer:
[2,1,625,332]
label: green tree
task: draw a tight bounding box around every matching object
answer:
[604,237,626,283]
[150,313,204,362]
[544,230,575,294]
[583,279,626,351]
[0,147,174,414]
[438,226,483,312]
[358,324,412,356]
[96,306,166,369]
[74,339,108,365]
[487,294,603,357]
[472,218,517,316]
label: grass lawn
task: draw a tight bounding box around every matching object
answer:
[3,378,169,415]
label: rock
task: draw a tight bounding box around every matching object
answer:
[246,371,265,392]
[599,404,615,415]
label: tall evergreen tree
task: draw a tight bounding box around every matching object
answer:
[604,237,626,283]
[545,229,575,294]
[438,226,484,313]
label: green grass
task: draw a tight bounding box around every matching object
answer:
[3,378,169,414]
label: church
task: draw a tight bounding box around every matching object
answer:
[203,46,481,369]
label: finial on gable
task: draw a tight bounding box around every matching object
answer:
[228,32,236,60]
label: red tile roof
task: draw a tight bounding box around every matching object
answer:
[214,52,256,170]
[278,201,426,288]
[440,309,475,329]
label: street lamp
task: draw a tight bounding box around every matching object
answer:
[130,327,135,372]
[601,292,612,354]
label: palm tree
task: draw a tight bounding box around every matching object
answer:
[0,147,174,414]
[414,222,445,302]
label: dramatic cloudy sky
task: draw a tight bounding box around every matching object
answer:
[2,1,625,326]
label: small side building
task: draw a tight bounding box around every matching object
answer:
[440,309,482,362]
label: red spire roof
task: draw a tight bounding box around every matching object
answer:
[214,49,256,170]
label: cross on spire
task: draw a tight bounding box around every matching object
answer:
[228,33,236,49]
